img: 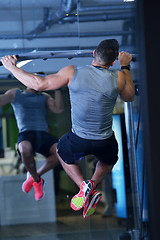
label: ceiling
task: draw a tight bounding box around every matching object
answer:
[0,0,136,92]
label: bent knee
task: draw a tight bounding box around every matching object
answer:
[18,143,33,158]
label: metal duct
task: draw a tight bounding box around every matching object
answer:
[27,12,135,39]
[29,0,77,36]
[28,1,135,38]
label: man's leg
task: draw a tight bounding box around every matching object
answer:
[56,132,100,213]
[91,161,113,187]
[57,153,84,188]
[18,141,40,182]
[18,141,45,200]
[57,153,95,211]
[37,143,59,176]
[82,161,113,218]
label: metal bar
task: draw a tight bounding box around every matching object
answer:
[0,50,93,66]
[0,50,137,66]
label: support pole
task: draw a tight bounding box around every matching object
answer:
[124,102,141,240]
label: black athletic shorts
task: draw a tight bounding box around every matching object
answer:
[57,130,118,165]
[17,130,58,157]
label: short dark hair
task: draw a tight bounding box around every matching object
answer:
[96,39,119,66]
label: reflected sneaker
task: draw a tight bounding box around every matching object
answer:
[33,178,45,201]
[83,190,102,218]
[70,180,95,211]
[22,172,34,193]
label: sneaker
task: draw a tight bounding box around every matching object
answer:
[83,190,102,218]
[22,172,34,193]
[70,180,94,211]
[33,178,45,201]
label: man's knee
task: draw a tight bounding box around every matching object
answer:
[18,144,33,159]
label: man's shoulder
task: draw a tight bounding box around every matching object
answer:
[6,88,19,96]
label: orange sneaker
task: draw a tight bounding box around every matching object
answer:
[33,178,45,201]
[70,180,94,211]
[83,190,102,218]
[22,172,34,193]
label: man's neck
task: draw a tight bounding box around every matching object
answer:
[92,64,109,69]
[92,60,109,69]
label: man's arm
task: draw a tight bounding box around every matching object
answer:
[0,88,17,107]
[44,90,64,114]
[1,55,74,91]
[117,51,135,102]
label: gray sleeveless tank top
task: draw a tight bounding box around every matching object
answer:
[11,89,48,133]
[69,65,118,140]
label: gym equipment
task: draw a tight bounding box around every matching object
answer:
[0,50,137,66]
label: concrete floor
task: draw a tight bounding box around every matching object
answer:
[0,193,128,240]
[0,165,129,240]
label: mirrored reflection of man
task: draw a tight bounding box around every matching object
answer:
[0,87,64,200]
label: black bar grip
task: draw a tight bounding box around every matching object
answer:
[0,55,19,66]
[116,54,137,63]
[131,56,136,62]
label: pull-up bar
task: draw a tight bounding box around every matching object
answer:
[0,50,136,66]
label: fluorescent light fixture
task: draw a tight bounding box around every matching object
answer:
[17,59,32,68]
[124,0,135,2]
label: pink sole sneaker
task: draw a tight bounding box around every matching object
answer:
[83,190,102,218]
[70,180,94,211]
[33,178,45,201]
[22,172,34,193]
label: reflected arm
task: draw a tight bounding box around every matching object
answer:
[45,90,64,114]
[0,88,17,107]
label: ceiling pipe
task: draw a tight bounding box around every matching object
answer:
[0,0,60,8]
[0,30,134,40]
[78,2,135,12]
[0,0,135,10]
[60,12,135,24]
